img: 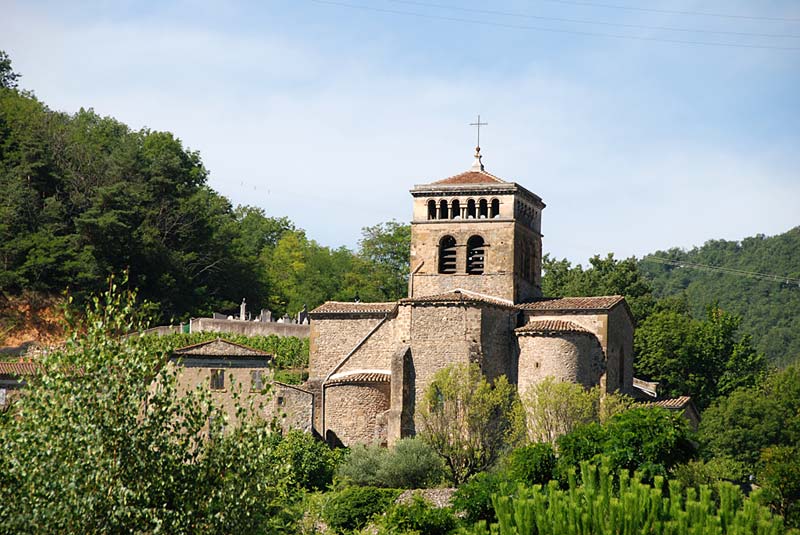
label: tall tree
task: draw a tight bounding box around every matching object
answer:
[0,50,20,89]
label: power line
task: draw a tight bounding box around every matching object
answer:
[535,0,800,23]
[389,0,800,39]
[310,0,800,51]
[642,256,800,286]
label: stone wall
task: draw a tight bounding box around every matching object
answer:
[324,382,390,446]
[335,318,404,376]
[409,219,523,302]
[271,382,314,433]
[308,316,389,380]
[606,304,635,393]
[408,304,477,411]
[516,333,605,398]
[479,307,518,383]
[190,318,309,338]
[169,361,273,429]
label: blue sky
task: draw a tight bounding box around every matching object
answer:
[4,0,799,264]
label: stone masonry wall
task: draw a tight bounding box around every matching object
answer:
[516,333,605,399]
[309,317,387,380]
[325,382,390,446]
[170,362,273,429]
[271,383,314,433]
[410,220,519,301]
[479,307,518,383]
[335,317,404,376]
[190,318,309,338]
[606,304,635,393]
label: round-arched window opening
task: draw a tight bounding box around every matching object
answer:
[467,199,476,219]
[451,199,461,219]
[427,200,437,220]
[438,235,457,274]
[439,200,449,219]
[490,199,500,218]
[467,235,485,275]
[479,199,488,218]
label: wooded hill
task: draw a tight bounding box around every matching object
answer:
[640,228,800,367]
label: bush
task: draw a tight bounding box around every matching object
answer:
[337,438,445,489]
[463,462,789,535]
[378,496,458,535]
[322,486,401,533]
[505,443,556,486]
[274,429,340,491]
[452,471,507,524]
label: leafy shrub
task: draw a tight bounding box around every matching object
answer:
[452,471,507,524]
[505,443,556,486]
[337,438,445,489]
[377,496,458,535]
[274,429,340,491]
[555,422,608,479]
[463,462,789,535]
[671,456,750,491]
[273,369,309,385]
[322,486,401,533]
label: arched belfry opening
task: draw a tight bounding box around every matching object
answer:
[479,199,488,218]
[427,200,437,220]
[490,199,500,218]
[438,235,457,274]
[451,199,461,219]
[466,235,485,275]
[439,200,449,219]
[467,199,476,219]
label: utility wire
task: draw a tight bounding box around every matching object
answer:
[388,0,800,39]
[310,0,800,51]
[535,0,800,23]
[642,256,800,286]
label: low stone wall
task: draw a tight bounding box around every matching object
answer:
[189,318,310,338]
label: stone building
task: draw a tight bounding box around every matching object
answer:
[306,147,638,447]
[170,338,313,433]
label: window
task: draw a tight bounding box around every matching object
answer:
[251,370,264,391]
[490,199,500,218]
[438,235,457,274]
[467,235,485,274]
[451,199,460,219]
[439,199,449,219]
[467,199,476,219]
[277,396,285,406]
[478,199,488,218]
[427,200,437,220]
[210,369,225,390]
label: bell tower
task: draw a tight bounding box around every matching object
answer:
[408,147,545,303]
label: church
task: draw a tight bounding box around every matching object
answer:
[306,146,637,447]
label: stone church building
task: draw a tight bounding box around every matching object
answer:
[307,148,636,447]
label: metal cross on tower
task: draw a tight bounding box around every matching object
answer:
[470,114,488,148]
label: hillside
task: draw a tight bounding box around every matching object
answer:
[640,227,800,367]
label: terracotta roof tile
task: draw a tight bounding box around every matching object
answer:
[326,371,391,385]
[515,319,591,335]
[400,289,516,309]
[431,170,507,185]
[0,362,39,375]
[310,302,398,315]
[646,396,693,410]
[519,296,625,312]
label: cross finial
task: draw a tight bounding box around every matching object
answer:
[469,114,487,171]
[469,114,488,149]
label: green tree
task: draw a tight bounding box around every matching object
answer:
[357,220,411,300]
[0,278,291,533]
[542,253,656,322]
[758,446,800,527]
[418,364,522,485]
[635,305,767,410]
[699,365,800,470]
[0,50,20,89]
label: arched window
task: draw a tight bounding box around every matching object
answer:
[467,199,476,219]
[427,200,437,220]
[439,200,449,219]
[438,235,457,274]
[451,199,460,219]
[467,235,485,275]
[479,199,488,218]
[490,199,500,218]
